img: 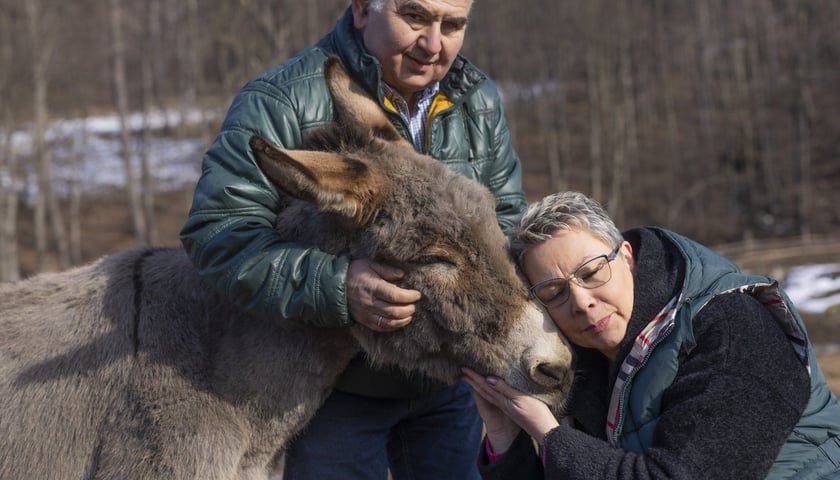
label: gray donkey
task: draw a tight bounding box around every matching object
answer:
[0,57,573,480]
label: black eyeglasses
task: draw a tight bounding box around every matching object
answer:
[528,244,622,308]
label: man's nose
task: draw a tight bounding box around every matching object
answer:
[417,24,442,55]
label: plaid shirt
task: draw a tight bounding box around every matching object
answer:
[382,82,440,153]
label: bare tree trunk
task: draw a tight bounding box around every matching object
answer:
[732,1,781,226]
[694,0,717,157]
[692,0,719,239]
[141,74,158,246]
[68,120,87,265]
[585,48,604,202]
[609,4,638,227]
[535,63,565,192]
[140,0,160,246]
[0,114,20,282]
[148,0,171,131]
[555,85,572,194]
[26,0,47,272]
[0,187,19,282]
[792,1,815,238]
[539,98,564,193]
[0,5,19,281]
[596,53,615,210]
[745,0,780,214]
[45,148,70,269]
[182,0,200,110]
[27,0,47,272]
[239,0,291,71]
[110,0,146,244]
[26,0,70,271]
[730,36,758,239]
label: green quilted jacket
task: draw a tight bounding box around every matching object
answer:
[179,9,526,396]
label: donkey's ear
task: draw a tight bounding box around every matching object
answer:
[324,55,413,149]
[250,135,385,225]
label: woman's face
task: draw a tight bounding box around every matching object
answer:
[521,229,635,361]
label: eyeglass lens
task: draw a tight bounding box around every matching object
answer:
[533,255,612,306]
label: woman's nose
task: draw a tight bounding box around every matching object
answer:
[568,282,596,311]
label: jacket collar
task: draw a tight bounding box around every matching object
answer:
[564,227,686,437]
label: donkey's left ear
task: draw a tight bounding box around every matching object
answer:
[324,55,414,150]
[250,135,385,226]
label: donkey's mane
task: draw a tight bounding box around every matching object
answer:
[300,118,385,157]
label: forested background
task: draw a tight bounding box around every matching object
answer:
[1,0,839,281]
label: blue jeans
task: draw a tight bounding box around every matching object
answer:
[282,382,483,480]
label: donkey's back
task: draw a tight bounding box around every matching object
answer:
[0,248,356,479]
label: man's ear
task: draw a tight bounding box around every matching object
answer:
[350,0,370,29]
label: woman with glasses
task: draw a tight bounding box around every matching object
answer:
[462,191,840,479]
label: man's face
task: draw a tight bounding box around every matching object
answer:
[352,0,471,104]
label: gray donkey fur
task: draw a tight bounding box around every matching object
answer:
[0,57,572,480]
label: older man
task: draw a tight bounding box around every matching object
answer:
[180,1,527,478]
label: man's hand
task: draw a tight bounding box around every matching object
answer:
[347,259,422,332]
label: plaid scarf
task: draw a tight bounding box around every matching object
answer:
[606,295,680,446]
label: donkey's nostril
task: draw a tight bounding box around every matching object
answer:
[536,362,565,383]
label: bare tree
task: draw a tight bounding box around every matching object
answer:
[790,0,816,238]
[0,0,19,281]
[109,0,146,244]
[139,0,163,246]
[607,0,639,228]
[67,120,88,265]
[0,117,19,282]
[26,0,70,272]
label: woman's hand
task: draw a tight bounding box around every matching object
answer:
[462,367,560,452]
[462,368,522,453]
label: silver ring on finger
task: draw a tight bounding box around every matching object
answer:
[377,315,384,327]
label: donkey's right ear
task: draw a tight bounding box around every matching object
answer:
[324,56,413,149]
[250,135,385,226]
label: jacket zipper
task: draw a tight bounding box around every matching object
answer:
[612,320,676,445]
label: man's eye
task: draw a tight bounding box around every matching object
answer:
[403,13,424,23]
[442,21,465,34]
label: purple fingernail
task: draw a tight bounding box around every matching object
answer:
[486,376,498,386]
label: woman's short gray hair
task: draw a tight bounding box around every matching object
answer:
[510,191,624,262]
